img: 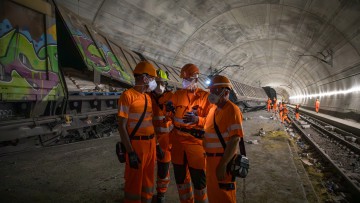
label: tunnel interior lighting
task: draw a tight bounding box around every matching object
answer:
[289,86,360,99]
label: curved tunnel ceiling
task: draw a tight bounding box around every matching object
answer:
[57,0,360,99]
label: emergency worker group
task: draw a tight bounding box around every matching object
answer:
[117,61,248,203]
[267,96,319,124]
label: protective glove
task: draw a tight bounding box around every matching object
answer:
[165,101,175,113]
[227,155,249,178]
[182,112,199,124]
[238,156,249,178]
[156,144,165,160]
[128,151,141,169]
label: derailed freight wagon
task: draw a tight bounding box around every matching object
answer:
[0,1,145,146]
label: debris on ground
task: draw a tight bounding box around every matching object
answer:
[301,158,313,166]
[247,140,259,144]
[258,128,266,136]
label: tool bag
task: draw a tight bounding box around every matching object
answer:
[116,95,147,163]
[213,115,249,178]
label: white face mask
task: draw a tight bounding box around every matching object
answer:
[208,89,225,104]
[154,84,165,94]
[182,79,196,89]
[147,79,157,92]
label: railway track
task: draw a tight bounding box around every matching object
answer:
[287,109,360,200]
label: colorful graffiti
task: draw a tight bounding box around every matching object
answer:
[0,18,64,101]
[59,7,134,85]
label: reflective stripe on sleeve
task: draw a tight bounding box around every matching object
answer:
[204,132,229,139]
[129,112,152,119]
[155,127,171,133]
[119,105,129,114]
[129,120,153,128]
[153,116,165,120]
[204,141,229,148]
[227,124,243,131]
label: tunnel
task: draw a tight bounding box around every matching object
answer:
[0,0,360,202]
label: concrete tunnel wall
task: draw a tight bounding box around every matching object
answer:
[56,0,360,119]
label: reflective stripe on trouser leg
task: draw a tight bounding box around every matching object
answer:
[194,187,208,203]
[141,186,154,203]
[124,139,156,203]
[177,182,194,203]
[188,167,207,202]
[206,157,236,203]
[157,162,171,193]
[174,162,193,203]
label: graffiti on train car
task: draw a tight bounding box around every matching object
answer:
[0,18,64,101]
[58,7,133,84]
[91,30,134,83]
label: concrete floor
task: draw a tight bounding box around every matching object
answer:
[0,110,316,202]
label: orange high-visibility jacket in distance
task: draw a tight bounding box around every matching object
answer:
[273,98,277,111]
[204,101,244,203]
[315,100,320,112]
[118,88,156,203]
[295,104,300,120]
[281,105,291,124]
[267,98,272,111]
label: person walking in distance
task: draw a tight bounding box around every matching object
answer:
[315,99,320,113]
[272,97,277,113]
[166,63,213,203]
[203,75,247,203]
[281,103,291,125]
[295,104,300,120]
[149,69,174,203]
[267,98,272,112]
[117,61,157,203]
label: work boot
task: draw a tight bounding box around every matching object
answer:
[157,193,165,203]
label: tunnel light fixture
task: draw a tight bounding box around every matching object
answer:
[289,86,360,99]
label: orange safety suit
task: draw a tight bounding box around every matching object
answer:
[282,106,291,124]
[295,105,300,120]
[315,100,320,113]
[273,98,277,112]
[118,88,156,203]
[204,100,244,203]
[150,91,174,195]
[267,99,272,112]
[170,88,213,203]
[278,103,283,119]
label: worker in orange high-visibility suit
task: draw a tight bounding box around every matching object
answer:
[167,64,213,203]
[278,102,283,120]
[267,98,272,112]
[281,103,291,124]
[204,75,247,203]
[295,104,300,120]
[118,61,157,203]
[315,99,320,113]
[149,69,174,203]
[272,97,277,113]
